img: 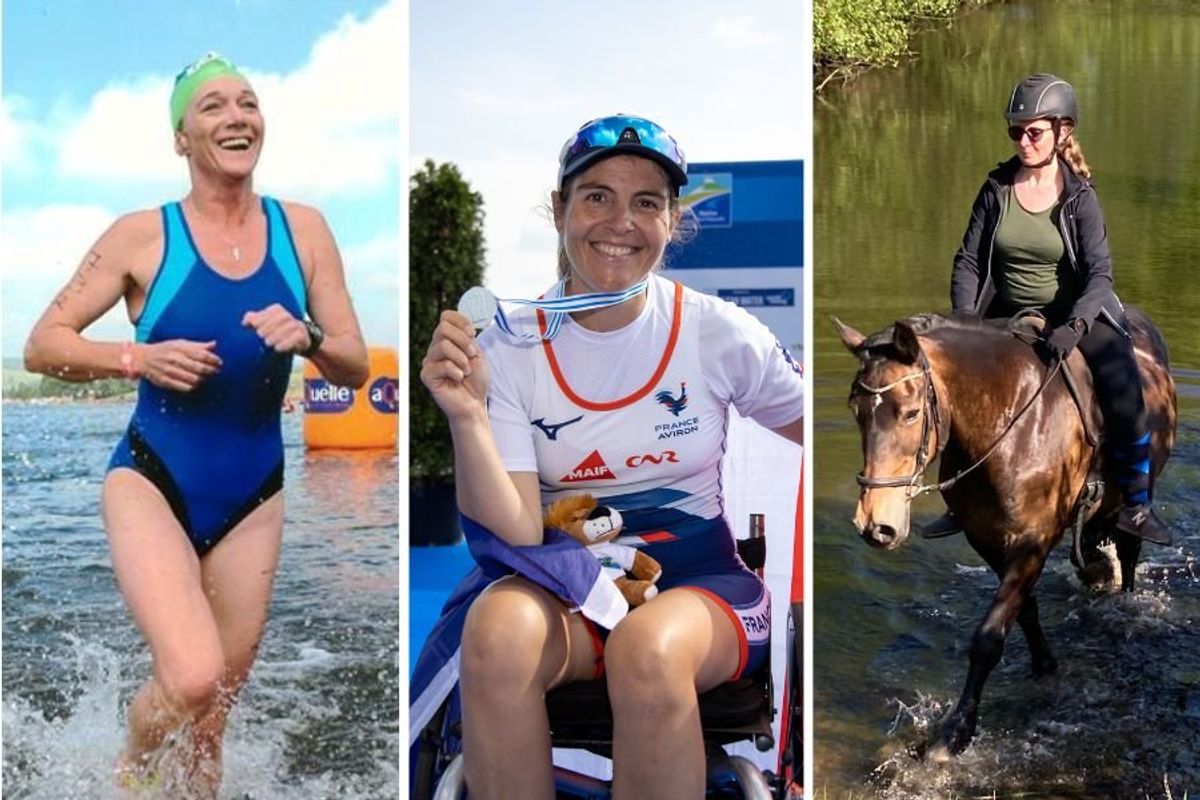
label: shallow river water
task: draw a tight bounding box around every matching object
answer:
[814,1,1200,796]
[2,402,399,799]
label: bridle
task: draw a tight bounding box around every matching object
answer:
[854,350,1063,499]
[854,352,946,496]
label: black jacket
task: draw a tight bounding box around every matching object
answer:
[950,156,1124,331]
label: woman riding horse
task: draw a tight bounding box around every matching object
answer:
[947,73,1170,546]
[837,73,1179,762]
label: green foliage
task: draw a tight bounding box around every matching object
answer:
[3,372,135,401]
[815,0,991,73]
[409,160,486,480]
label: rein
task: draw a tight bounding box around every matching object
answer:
[856,353,1064,499]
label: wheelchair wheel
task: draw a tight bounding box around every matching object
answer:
[412,701,450,800]
[706,753,775,799]
[780,600,804,799]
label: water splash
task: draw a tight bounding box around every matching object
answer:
[3,636,397,799]
[2,638,127,799]
[3,406,399,799]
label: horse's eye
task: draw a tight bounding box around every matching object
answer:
[903,408,921,424]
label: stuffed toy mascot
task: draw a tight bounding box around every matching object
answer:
[544,494,662,606]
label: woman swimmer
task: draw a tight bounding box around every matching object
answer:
[420,115,804,799]
[23,53,369,796]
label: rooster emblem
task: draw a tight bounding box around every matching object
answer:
[655,382,688,416]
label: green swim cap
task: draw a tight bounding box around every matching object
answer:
[170,53,248,131]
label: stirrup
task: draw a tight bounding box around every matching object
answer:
[920,512,963,539]
[1115,504,1173,546]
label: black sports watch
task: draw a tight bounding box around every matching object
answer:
[300,318,325,357]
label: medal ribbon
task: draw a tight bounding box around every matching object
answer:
[493,278,648,342]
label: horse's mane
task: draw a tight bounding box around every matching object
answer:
[864,311,1012,347]
[859,312,1024,362]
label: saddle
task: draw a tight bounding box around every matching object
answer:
[1004,310,1100,448]
[1006,311,1107,559]
[920,313,1110,547]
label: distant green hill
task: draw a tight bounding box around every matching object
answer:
[3,366,304,402]
[3,368,135,401]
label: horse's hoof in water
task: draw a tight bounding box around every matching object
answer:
[915,713,975,763]
[923,740,955,765]
[911,735,957,765]
[1077,559,1118,588]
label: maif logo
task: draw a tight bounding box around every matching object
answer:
[561,450,616,483]
[305,379,355,414]
[625,451,679,468]
[368,376,398,414]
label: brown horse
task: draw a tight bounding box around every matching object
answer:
[834,310,1176,760]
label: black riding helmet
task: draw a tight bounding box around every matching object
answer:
[1004,74,1079,125]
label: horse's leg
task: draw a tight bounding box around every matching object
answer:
[1016,594,1057,677]
[1115,530,1142,592]
[925,544,1048,760]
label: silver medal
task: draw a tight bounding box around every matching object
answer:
[457,286,498,331]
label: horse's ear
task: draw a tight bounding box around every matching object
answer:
[832,317,867,357]
[892,320,922,364]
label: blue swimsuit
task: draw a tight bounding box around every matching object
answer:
[108,197,307,555]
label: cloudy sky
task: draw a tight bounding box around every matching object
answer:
[411,1,810,302]
[1,0,402,358]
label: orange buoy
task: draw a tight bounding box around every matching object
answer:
[303,346,397,449]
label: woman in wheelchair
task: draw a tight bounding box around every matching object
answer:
[420,114,804,798]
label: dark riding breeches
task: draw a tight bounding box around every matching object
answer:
[1076,317,1152,505]
[1076,318,1147,445]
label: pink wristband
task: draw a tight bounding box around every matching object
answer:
[120,342,137,380]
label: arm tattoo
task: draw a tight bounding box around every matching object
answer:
[52,250,103,311]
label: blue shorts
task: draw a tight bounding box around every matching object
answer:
[583,567,770,682]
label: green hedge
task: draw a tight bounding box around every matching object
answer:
[409,160,487,481]
[816,0,992,74]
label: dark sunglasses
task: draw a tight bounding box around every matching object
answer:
[1007,124,1055,143]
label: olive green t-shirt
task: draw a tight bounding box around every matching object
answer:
[992,190,1078,316]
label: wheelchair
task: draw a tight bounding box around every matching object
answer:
[412,533,804,799]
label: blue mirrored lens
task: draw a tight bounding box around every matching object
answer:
[561,115,684,171]
[174,52,236,84]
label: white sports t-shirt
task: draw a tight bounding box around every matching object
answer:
[479,273,803,528]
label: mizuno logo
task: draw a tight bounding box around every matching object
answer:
[654,381,688,417]
[561,450,616,482]
[531,415,584,440]
[625,451,679,468]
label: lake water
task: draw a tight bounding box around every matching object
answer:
[2,402,399,799]
[814,1,1200,796]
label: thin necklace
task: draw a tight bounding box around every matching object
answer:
[186,197,251,262]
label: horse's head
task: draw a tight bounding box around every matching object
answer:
[834,316,946,551]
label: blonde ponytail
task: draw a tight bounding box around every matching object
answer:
[1059,134,1091,180]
